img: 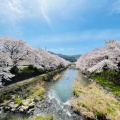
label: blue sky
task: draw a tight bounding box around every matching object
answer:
[0,0,120,55]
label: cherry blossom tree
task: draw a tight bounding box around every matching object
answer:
[26,47,70,70]
[0,36,70,86]
[0,37,29,66]
[76,40,120,73]
[0,51,14,87]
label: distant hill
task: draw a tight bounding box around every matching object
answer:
[49,52,81,62]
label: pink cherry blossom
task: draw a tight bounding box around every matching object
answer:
[0,37,70,86]
[76,40,120,73]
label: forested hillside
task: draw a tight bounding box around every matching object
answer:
[49,52,81,62]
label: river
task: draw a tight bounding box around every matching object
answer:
[48,68,77,102]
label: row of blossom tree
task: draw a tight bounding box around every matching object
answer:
[0,37,70,86]
[76,40,120,74]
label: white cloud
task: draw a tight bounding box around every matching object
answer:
[0,0,111,25]
[0,0,24,23]
[48,47,75,54]
[0,0,117,37]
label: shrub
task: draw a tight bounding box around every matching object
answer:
[10,66,19,74]
[20,66,35,73]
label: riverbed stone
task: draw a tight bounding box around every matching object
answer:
[27,108,34,114]
[19,108,24,112]
[21,105,29,111]
[4,106,10,110]
[29,102,34,107]
[34,96,83,120]
[3,100,11,106]
[8,102,19,109]
[22,99,34,110]
[11,108,15,112]
[11,95,15,100]
[22,99,31,106]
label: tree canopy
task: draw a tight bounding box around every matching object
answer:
[0,37,70,87]
[76,40,120,73]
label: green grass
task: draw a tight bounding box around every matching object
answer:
[27,84,45,100]
[73,81,86,97]
[91,75,120,97]
[15,97,23,106]
[23,115,53,120]
[35,115,53,120]
[73,87,82,97]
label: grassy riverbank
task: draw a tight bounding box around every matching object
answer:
[89,74,120,97]
[0,68,65,97]
[71,80,120,120]
[0,68,66,118]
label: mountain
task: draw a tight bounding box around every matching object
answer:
[49,52,81,62]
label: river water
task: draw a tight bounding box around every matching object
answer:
[48,68,77,102]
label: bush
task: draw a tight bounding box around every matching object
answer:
[10,66,19,74]
[57,64,64,70]
[20,65,46,74]
[20,65,35,73]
